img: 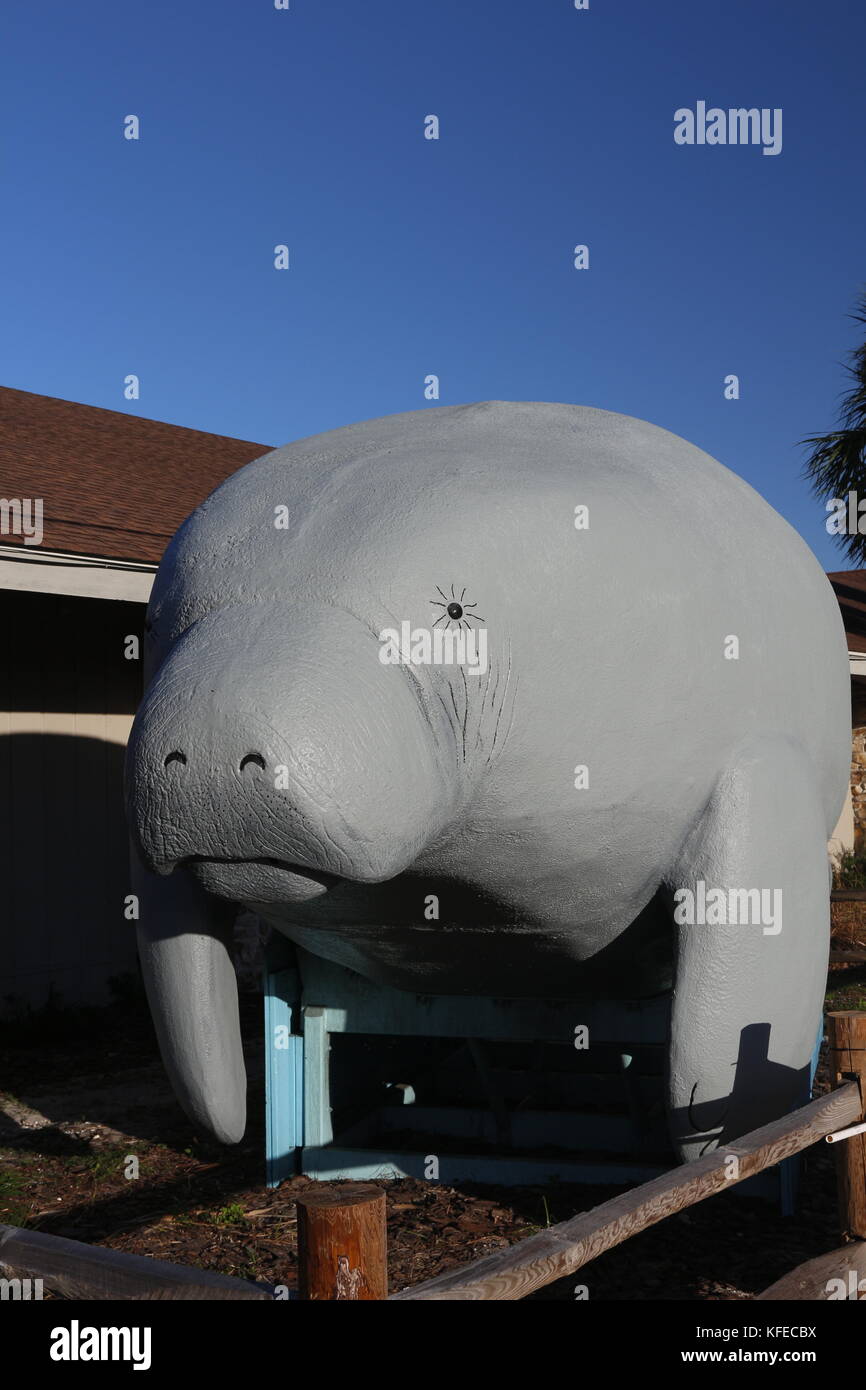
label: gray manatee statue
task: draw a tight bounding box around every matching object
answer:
[125,401,850,1162]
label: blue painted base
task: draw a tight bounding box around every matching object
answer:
[263,940,822,1211]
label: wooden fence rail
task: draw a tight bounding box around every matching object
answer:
[756,1241,866,1300]
[0,1224,276,1301]
[389,1081,862,1300]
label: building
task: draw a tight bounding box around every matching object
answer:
[828,570,866,858]
[0,386,268,1015]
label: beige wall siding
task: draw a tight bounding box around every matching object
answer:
[0,589,143,1015]
[830,783,855,862]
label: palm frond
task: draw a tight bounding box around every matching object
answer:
[801,289,866,564]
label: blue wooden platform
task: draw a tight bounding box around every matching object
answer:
[263,938,819,1208]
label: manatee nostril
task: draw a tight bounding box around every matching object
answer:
[164,751,187,768]
[239,752,266,772]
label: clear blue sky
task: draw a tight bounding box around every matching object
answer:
[2,0,864,569]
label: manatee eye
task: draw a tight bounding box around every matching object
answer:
[430,585,485,630]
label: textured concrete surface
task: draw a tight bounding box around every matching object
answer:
[126,401,851,1160]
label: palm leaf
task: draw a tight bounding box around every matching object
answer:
[802,290,866,563]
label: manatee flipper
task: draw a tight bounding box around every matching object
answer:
[132,846,246,1144]
[665,738,830,1163]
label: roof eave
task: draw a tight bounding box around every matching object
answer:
[0,545,155,603]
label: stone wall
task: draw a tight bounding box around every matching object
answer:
[850,679,866,851]
[853,727,866,850]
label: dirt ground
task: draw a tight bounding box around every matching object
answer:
[2,964,864,1300]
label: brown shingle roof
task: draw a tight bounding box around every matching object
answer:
[828,570,866,653]
[0,387,270,565]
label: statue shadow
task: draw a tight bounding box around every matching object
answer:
[667,1021,817,1158]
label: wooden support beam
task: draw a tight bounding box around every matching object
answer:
[756,1241,866,1300]
[303,1006,332,1147]
[0,1224,275,1300]
[264,964,304,1189]
[390,1081,861,1301]
[827,1011,866,1242]
[296,1184,387,1300]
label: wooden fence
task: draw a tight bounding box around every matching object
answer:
[2,1011,864,1302]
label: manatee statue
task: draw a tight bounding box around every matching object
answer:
[125,401,850,1161]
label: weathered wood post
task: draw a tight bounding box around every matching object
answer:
[296,1184,387,1300]
[827,1011,866,1242]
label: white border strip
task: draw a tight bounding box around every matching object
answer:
[0,546,156,602]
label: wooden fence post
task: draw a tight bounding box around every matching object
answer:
[827,1011,866,1242]
[296,1184,387,1300]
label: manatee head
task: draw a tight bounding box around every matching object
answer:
[125,404,529,917]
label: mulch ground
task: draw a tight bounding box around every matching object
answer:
[2,963,864,1300]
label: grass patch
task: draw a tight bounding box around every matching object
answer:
[61,1147,132,1182]
[825,966,866,1012]
[213,1203,248,1226]
[833,851,866,890]
[0,1166,30,1226]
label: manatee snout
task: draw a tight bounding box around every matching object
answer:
[126,602,455,903]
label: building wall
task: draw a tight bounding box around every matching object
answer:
[0,588,143,1015]
[847,678,866,853]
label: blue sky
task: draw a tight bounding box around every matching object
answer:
[1,0,864,569]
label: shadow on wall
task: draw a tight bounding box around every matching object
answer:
[0,732,139,1017]
[0,588,148,1015]
[667,1021,815,1157]
[0,726,268,1018]
[0,589,144,715]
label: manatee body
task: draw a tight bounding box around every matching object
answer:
[126,401,850,1158]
